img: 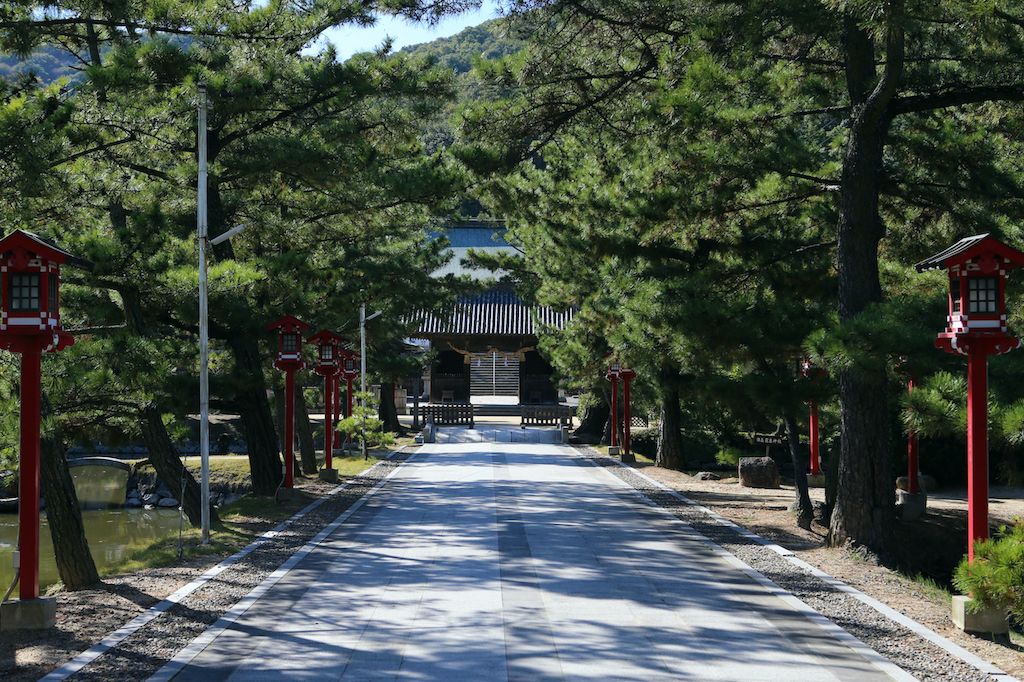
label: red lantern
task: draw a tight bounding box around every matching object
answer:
[800,358,827,477]
[917,234,1024,561]
[266,316,310,489]
[307,330,344,476]
[0,230,91,614]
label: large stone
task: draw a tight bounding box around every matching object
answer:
[896,489,927,520]
[738,457,780,489]
[157,497,180,508]
[0,597,56,631]
[896,473,938,493]
[142,492,162,505]
[951,595,1008,635]
[319,468,339,483]
[125,498,143,508]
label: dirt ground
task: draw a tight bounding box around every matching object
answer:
[633,462,1024,679]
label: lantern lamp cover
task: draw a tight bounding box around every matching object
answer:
[266,314,312,334]
[915,234,1024,273]
[0,229,93,271]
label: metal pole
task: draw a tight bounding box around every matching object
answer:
[197,84,210,544]
[360,304,367,459]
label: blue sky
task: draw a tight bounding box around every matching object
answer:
[316,1,502,60]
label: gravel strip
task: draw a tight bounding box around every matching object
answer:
[576,449,996,682]
[65,452,413,681]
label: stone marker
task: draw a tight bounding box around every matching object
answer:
[738,456,780,489]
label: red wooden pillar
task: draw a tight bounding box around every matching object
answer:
[622,373,633,458]
[609,375,619,449]
[967,351,988,562]
[808,401,821,476]
[18,347,42,601]
[324,374,334,471]
[907,379,920,494]
[283,368,296,489]
[333,373,342,451]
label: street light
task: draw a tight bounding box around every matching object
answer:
[197,82,249,543]
[359,304,382,459]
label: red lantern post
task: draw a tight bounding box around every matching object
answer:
[800,359,826,477]
[0,230,89,628]
[906,378,920,495]
[916,234,1024,562]
[266,316,310,489]
[619,367,637,463]
[606,361,621,456]
[308,330,343,482]
[342,351,359,418]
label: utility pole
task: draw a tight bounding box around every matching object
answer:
[360,304,382,458]
[197,83,210,544]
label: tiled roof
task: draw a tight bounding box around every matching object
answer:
[414,289,575,337]
[428,221,510,248]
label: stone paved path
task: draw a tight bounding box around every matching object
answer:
[162,439,908,681]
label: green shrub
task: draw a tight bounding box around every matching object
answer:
[715,447,743,467]
[630,427,658,458]
[953,522,1024,621]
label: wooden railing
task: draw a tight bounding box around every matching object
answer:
[418,403,475,426]
[521,405,574,427]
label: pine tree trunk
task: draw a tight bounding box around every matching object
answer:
[785,411,814,529]
[40,430,99,590]
[378,382,401,433]
[139,404,215,528]
[573,393,608,443]
[296,387,317,475]
[228,334,282,495]
[655,387,685,470]
[828,14,903,552]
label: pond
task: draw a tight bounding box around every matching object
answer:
[0,508,189,591]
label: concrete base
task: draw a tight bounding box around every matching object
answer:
[0,596,56,631]
[318,468,339,483]
[951,595,1008,635]
[608,446,620,456]
[277,488,301,501]
[620,452,636,463]
[896,489,927,520]
[806,474,826,488]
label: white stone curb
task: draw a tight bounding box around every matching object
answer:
[583,448,1017,682]
[40,451,405,682]
[148,452,413,681]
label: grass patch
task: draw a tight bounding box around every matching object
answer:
[106,525,254,576]
[905,573,952,602]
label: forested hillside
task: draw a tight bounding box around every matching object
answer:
[0,44,79,84]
